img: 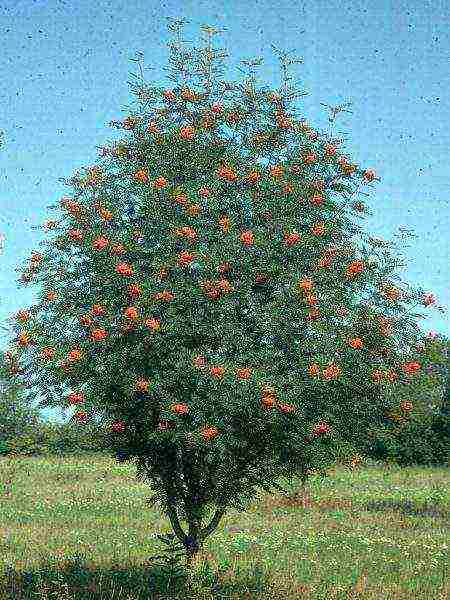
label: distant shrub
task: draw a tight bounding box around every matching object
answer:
[366,411,450,467]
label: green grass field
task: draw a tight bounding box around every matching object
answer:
[0,453,448,599]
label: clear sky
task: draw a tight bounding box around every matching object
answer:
[0,0,448,422]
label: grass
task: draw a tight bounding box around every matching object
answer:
[0,452,448,599]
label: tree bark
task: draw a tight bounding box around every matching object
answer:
[165,502,188,544]
[200,507,226,540]
[184,507,227,567]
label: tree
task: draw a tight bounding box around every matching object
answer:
[4,18,445,567]
[0,350,44,446]
[359,332,449,466]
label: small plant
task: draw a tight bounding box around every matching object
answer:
[146,532,188,592]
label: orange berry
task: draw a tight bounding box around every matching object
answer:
[245,171,261,184]
[298,278,314,292]
[124,307,139,320]
[163,89,176,101]
[181,88,195,101]
[277,116,292,129]
[122,117,137,129]
[74,411,88,422]
[100,209,113,221]
[18,333,30,347]
[79,315,93,327]
[187,204,201,216]
[134,169,149,183]
[217,165,238,181]
[261,396,276,409]
[154,176,168,189]
[144,318,160,331]
[269,164,284,178]
[154,290,174,302]
[323,364,342,380]
[217,279,233,293]
[201,426,219,441]
[68,392,85,405]
[68,229,83,242]
[198,187,211,197]
[218,216,231,232]
[90,329,107,342]
[371,369,384,383]
[309,364,321,377]
[304,153,317,164]
[174,194,188,206]
[311,222,326,236]
[363,169,376,182]
[111,244,126,255]
[92,237,110,251]
[311,194,324,206]
[210,366,225,378]
[128,284,142,297]
[313,422,331,436]
[92,304,105,316]
[30,252,44,263]
[40,347,55,359]
[346,261,365,278]
[135,379,150,393]
[282,184,294,195]
[178,251,195,266]
[179,125,196,140]
[285,232,301,246]
[236,368,252,380]
[16,310,30,323]
[402,361,421,375]
[116,262,134,276]
[68,349,83,362]
[278,403,296,414]
[240,230,254,245]
[349,338,363,349]
[305,294,318,306]
[172,403,188,415]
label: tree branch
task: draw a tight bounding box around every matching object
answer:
[164,502,188,544]
[200,507,227,541]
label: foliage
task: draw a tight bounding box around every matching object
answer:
[145,533,189,592]
[353,333,449,466]
[2,17,446,565]
[1,349,110,456]
[367,410,450,467]
[0,350,44,444]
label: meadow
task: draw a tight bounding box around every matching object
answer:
[0,453,448,599]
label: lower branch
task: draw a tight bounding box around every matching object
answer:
[165,502,188,544]
[200,507,227,541]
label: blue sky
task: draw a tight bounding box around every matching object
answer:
[0,0,448,421]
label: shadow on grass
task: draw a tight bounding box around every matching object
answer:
[0,555,270,599]
[363,498,450,521]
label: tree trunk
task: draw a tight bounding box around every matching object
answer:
[184,506,227,567]
[184,526,202,568]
